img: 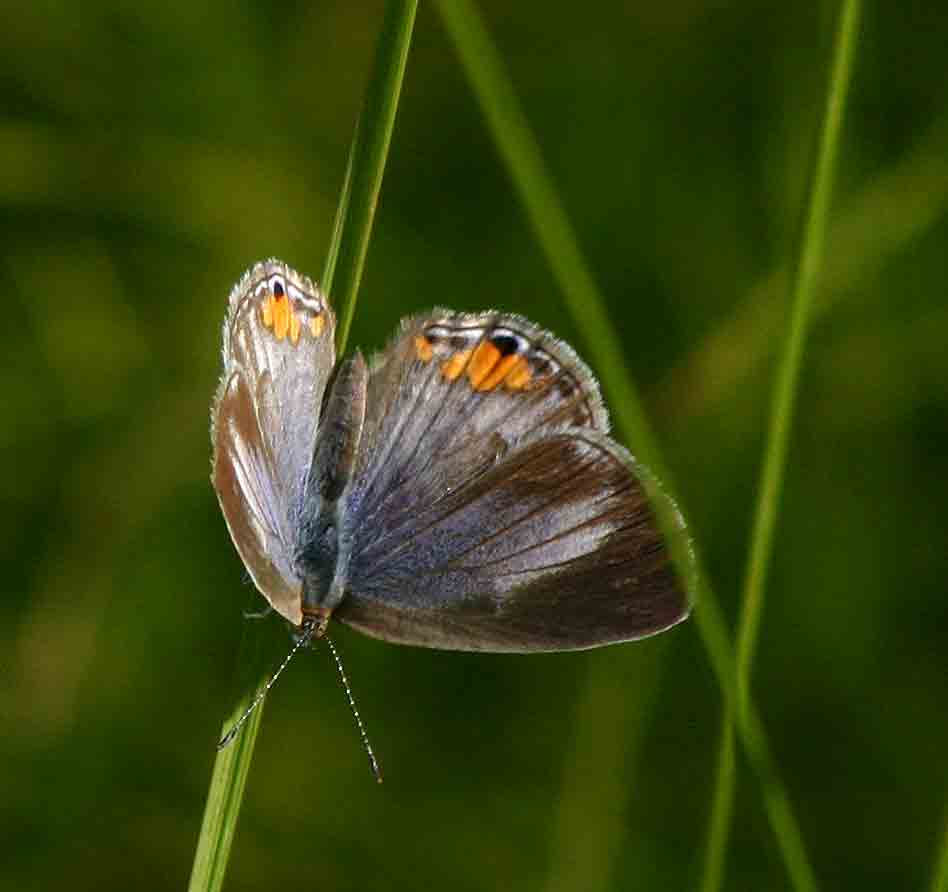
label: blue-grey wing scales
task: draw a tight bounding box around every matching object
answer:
[212,260,336,625]
[330,311,690,652]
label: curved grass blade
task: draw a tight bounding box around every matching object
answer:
[187,625,269,892]
[700,714,737,892]
[323,0,419,351]
[434,1,817,889]
[703,3,862,890]
[187,3,418,890]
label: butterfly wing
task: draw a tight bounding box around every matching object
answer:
[211,260,336,625]
[347,310,608,535]
[335,312,690,652]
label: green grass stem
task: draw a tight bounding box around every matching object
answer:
[322,0,418,350]
[702,3,861,890]
[187,3,417,889]
[436,2,819,889]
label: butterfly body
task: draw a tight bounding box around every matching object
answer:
[212,259,691,654]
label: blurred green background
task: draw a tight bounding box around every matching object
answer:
[3,1,947,889]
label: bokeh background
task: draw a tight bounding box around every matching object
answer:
[3,2,947,890]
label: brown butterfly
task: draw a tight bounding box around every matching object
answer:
[212,259,692,658]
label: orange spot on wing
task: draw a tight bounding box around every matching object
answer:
[261,295,274,327]
[272,295,290,340]
[504,356,532,390]
[440,349,472,382]
[310,314,325,338]
[289,310,301,344]
[414,335,434,362]
[467,342,502,390]
[477,353,523,391]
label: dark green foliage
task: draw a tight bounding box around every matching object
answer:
[3,2,947,890]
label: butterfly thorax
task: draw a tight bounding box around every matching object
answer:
[299,352,367,616]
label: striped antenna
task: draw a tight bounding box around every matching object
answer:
[326,635,383,783]
[217,620,317,749]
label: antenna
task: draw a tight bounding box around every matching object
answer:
[218,620,317,749]
[326,635,383,784]
[216,622,383,784]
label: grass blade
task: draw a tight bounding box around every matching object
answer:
[701,715,737,892]
[694,568,820,890]
[435,1,818,888]
[187,626,269,892]
[323,0,419,351]
[433,0,660,469]
[739,0,861,713]
[187,3,417,889]
[703,2,862,890]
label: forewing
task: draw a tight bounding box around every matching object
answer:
[347,311,609,550]
[211,259,335,624]
[339,311,690,651]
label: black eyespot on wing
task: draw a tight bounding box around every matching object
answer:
[490,332,520,356]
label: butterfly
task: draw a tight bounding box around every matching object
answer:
[211,259,691,656]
